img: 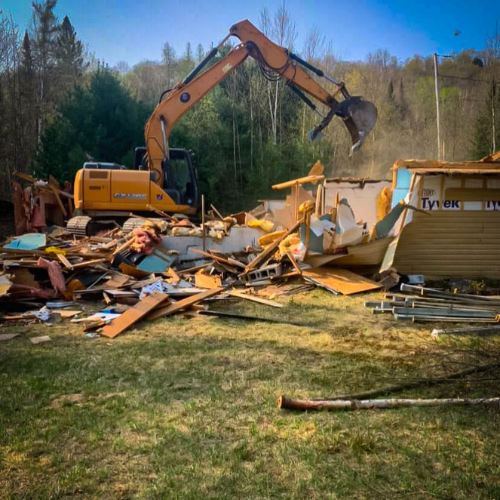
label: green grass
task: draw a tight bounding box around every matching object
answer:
[1,289,499,499]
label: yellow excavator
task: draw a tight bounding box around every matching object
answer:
[68,19,377,236]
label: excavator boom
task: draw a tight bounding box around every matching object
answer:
[145,19,377,183]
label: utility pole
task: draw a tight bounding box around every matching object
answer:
[492,80,496,154]
[433,53,441,160]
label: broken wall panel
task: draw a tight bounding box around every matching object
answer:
[324,179,391,229]
[393,211,500,279]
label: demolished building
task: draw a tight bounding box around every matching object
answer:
[382,154,500,279]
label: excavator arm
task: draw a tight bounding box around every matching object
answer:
[145,19,377,185]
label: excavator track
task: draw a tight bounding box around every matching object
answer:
[67,216,92,237]
[122,217,166,234]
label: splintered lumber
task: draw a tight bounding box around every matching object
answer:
[100,292,169,339]
[278,395,500,411]
[57,253,74,270]
[146,288,223,321]
[166,267,181,283]
[245,219,303,273]
[302,267,382,295]
[228,290,283,308]
[195,270,222,289]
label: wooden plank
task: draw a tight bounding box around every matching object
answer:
[71,258,106,268]
[13,171,36,183]
[190,249,236,268]
[272,175,324,190]
[67,196,74,217]
[118,263,151,279]
[227,257,246,269]
[228,290,283,308]
[146,288,223,321]
[210,203,224,220]
[49,184,67,217]
[57,253,74,270]
[100,292,169,338]
[195,270,222,289]
[96,274,130,289]
[302,267,382,295]
[285,250,302,274]
[166,267,181,283]
[244,219,303,273]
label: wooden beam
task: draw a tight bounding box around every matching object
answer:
[272,175,325,190]
[100,292,169,339]
[228,290,283,308]
[285,250,301,274]
[49,185,67,217]
[57,253,74,270]
[71,258,107,269]
[244,219,303,273]
[146,288,222,321]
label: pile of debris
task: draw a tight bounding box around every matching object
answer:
[365,284,500,324]
[0,203,386,339]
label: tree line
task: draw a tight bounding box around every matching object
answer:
[1,2,500,212]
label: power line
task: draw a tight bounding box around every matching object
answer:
[439,73,499,85]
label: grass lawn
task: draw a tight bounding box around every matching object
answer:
[1,289,499,499]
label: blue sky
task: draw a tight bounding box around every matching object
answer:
[2,0,498,67]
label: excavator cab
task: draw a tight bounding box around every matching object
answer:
[134,147,198,209]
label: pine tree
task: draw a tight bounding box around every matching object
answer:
[185,42,193,64]
[31,0,59,140]
[33,68,148,181]
[162,41,176,87]
[20,31,38,159]
[55,15,86,87]
[21,31,33,72]
[196,43,204,62]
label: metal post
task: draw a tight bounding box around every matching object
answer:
[201,194,206,252]
[433,53,442,160]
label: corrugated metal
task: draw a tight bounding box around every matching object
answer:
[393,211,500,278]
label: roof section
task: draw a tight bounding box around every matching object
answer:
[392,154,500,174]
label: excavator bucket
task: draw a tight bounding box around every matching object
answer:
[310,97,378,156]
[345,99,378,155]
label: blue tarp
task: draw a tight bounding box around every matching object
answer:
[5,233,46,250]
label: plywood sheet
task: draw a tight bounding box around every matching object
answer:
[195,270,222,289]
[100,292,169,339]
[302,267,382,295]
